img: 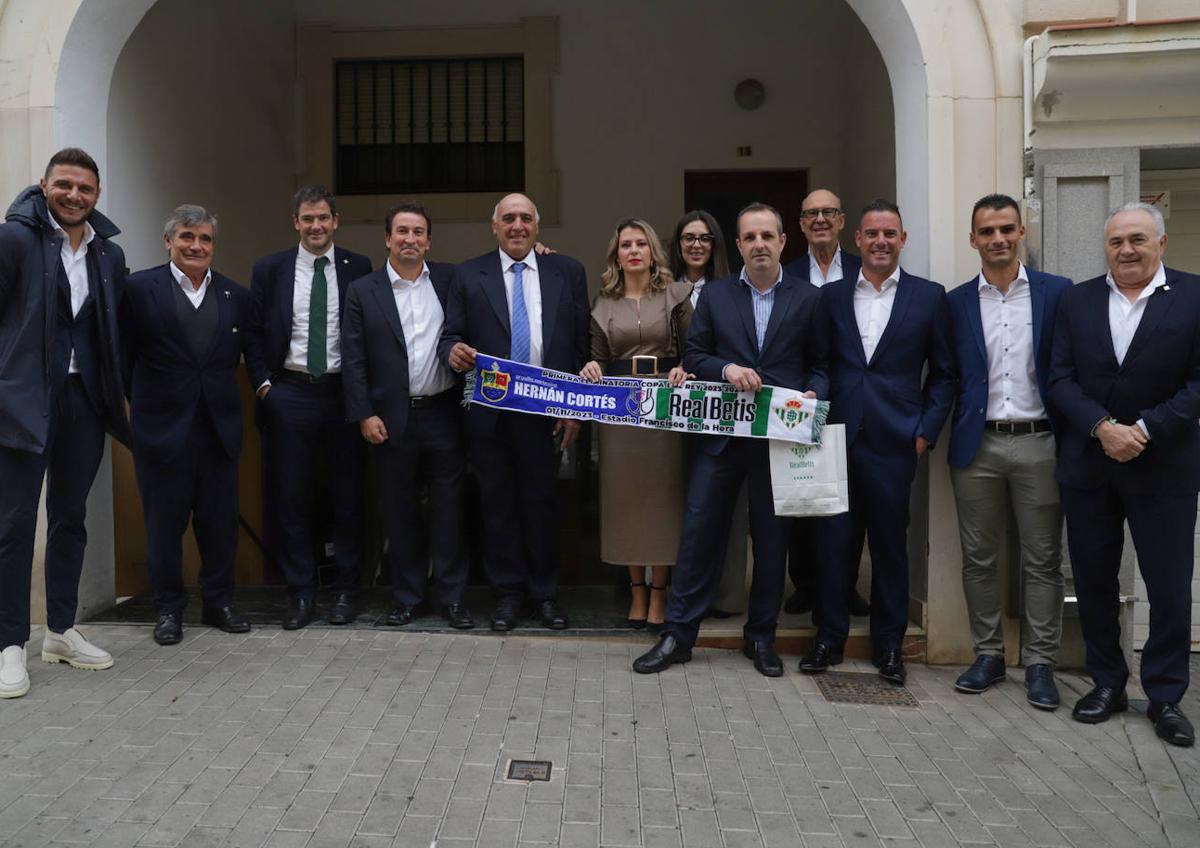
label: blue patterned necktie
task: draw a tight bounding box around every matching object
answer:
[510,261,530,362]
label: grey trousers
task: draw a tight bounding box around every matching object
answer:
[950,430,1064,666]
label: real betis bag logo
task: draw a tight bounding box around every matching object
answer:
[479,361,511,403]
[774,398,811,430]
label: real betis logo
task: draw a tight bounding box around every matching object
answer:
[479,361,511,403]
[774,398,810,429]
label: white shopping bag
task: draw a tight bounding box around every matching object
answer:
[769,423,849,517]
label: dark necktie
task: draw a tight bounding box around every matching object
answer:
[308,256,329,377]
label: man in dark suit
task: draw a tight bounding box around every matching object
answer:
[439,193,589,631]
[120,205,255,646]
[782,188,868,619]
[0,148,132,699]
[247,187,372,629]
[799,199,956,685]
[633,202,829,678]
[947,194,1071,708]
[342,201,473,630]
[1047,202,1199,747]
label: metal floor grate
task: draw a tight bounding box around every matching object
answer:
[814,671,920,707]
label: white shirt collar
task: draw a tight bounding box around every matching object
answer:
[977,262,1029,292]
[298,243,335,268]
[169,261,212,291]
[809,247,842,266]
[856,265,901,291]
[49,214,95,251]
[1105,263,1167,302]
[500,248,538,274]
[387,260,430,287]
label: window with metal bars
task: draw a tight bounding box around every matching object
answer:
[335,57,525,195]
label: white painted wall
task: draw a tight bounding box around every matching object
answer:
[106,0,894,284]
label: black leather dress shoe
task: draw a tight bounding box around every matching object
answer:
[633,634,692,674]
[783,591,812,615]
[154,611,182,646]
[875,649,906,685]
[491,598,522,632]
[798,642,843,674]
[328,593,356,626]
[443,603,475,630]
[1148,702,1195,747]
[1071,686,1128,724]
[848,591,871,617]
[282,596,315,630]
[385,605,420,627]
[1024,663,1060,710]
[954,654,1006,694]
[201,604,251,633]
[743,640,784,677]
[539,600,569,630]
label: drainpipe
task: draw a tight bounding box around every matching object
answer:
[1023,34,1037,153]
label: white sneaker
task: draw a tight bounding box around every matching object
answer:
[41,628,113,670]
[0,645,30,698]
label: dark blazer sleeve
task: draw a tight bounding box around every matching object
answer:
[340,279,373,424]
[804,293,831,398]
[1140,284,1200,440]
[569,260,590,372]
[682,283,726,382]
[917,288,957,447]
[245,255,273,388]
[118,275,140,402]
[438,264,468,370]
[1046,285,1111,436]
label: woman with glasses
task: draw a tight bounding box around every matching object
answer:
[581,219,693,629]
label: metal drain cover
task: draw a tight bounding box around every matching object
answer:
[814,671,920,707]
[506,760,552,781]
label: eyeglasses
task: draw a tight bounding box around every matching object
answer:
[680,233,715,245]
[799,208,843,220]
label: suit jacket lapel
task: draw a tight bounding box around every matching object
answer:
[1030,274,1047,360]
[335,251,354,311]
[733,280,758,353]
[839,279,867,366]
[540,259,562,349]
[372,270,407,350]
[1090,280,1120,369]
[868,273,913,367]
[759,276,795,356]
[202,278,230,366]
[280,253,297,331]
[1121,274,1177,368]
[964,281,987,364]
[481,254,511,337]
[151,266,184,350]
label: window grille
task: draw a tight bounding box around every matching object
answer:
[335,57,524,195]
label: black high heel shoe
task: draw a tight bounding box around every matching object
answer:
[626,581,648,629]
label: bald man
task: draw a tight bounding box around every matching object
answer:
[439,194,590,632]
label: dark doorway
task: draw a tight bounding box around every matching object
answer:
[684,170,808,272]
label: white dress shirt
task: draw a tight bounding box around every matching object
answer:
[808,248,844,287]
[284,245,341,374]
[978,264,1045,421]
[169,261,211,308]
[1106,263,1166,439]
[50,215,95,373]
[387,260,455,397]
[853,266,901,361]
[500,248,544,367]
[688,275,707,308]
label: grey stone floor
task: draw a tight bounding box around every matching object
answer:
[1,625,1197,848]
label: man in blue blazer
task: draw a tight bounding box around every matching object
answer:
[120,205,256,646]
[800,199,956,685]
[1047,202,1199,746]
[342,201,474,631]
[947,194,1071,708]
[247,187,372,629]
[439,193,589,631]
[782,188,868,619]
[0,149,132,698]
[633,202,829,678]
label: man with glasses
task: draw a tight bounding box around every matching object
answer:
[783,190,868,620]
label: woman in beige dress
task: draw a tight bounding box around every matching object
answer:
[580,219,693,628]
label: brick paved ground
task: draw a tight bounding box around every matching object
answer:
[0,625,1196,848]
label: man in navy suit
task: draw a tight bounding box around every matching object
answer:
[0,149,132,699]
[782,188,868,619]
[247,187,372,629]
[947,194,1071,708]
[799,199,956,685]
[633,202,829,678]
[120,205,256,646]
[342,201,474,630]
[1048,202,1199,746]
[439,193,589,631]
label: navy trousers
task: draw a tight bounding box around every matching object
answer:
[0,377,106,647]
[466,413,560,602]
[816,440,916,653]
[134,414,239,614]
[666,439,791,649]
[260,376,363,598]
[1062,483,1195,704]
